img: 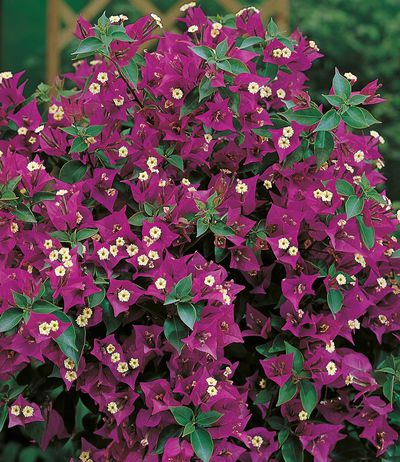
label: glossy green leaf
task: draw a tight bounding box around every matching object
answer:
[59,160,88,183]
[299,380,317,415]
[315,108,340,131]
[345,195,364,218]
[0,308,23,333]
[190,428,214,462]
[277,380,297,406]
[170,406,194,426]
[327,288,343,315]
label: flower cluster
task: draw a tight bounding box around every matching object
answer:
[0,5,399,462]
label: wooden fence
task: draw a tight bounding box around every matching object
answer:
[46,0,290,83]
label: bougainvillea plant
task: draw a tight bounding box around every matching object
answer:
[0,4,399,461]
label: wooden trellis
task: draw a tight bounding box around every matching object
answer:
[46,0,289,83]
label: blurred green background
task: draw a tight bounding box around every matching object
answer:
[1,0,399,199]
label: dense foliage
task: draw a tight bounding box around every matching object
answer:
[0,5,399,461]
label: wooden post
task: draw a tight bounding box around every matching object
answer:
[46,0,59,84]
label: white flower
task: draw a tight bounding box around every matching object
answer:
[272,48,282,58]
[126,244,139,257]
[325,340,335,353]
[251,435,264,448]
[97,72,108,83]
[276,88,286,99]
[235,181,248,194]
[155,277,167,290]
[97,247,110,260]
[354,150,364,163]
[336,273,346,285]
[207,385,218,396]
[172,88,184,99]
[10,405,21,416]
[107,401,119,414]
[64,358,75,370]
[118,146,128,158]
[111,352,121,363]
[278,136,290,149]
[49,320,59,332]
[55,265,66,277]
[22,406,34,417]
[149,226,162,239]
[106,344,116,354]
[344,72,357,82]
[247,82,260,94]
[138,254,149,266]
[278,238,290,250]
[298,410,308,421]
[117,362,129,373]
[118,289,130,303]
[39,322,51,336]
[65,371,77,382]
[44,239,53,249]
[288,246,298,256]
[348,319,360,330]
[354,253,366,267]
[138,171,149,182]
[188,25,199,33]
[89,83,101,94]
[260,86,272,98]
[377,277,387,289]
[180,2,196,12]
[204,275,215,287]
[206,377,217,386]
[129,358,140,369]
[326,361,337,375]
[283,126,294,138]
[321,190,333,203]
[263,179,273,189]
[282,47,292,58]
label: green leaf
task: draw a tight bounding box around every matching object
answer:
[76,228,98,241]
[333,69,351,99]
[164,317,188,353]
[12,291,30,308]
[239,36,265,49]
[345,195,364,219]
[197,219,209,237]
[277,380,297,406]
[190,428,214,462]
[282,436,303,462]
[170,406,194,426]
[191,45,214,60]
[210,221,233,236]
[225,58,249,75]
[299,380,317,415]
[278,428,290,447]
[267,18,279,36]
[180,87,200,119]
[153,425,182,455]
[283,108,322,125]
[215,39,228,59]
[50,230,70,242]
[0,308,23,333]
[88,287,105,308]
[56,322,85,366]
[357,215,375,249]
[183,422,196,436]
[0,406,8,433]
[85,125,105,137]
[73,36,102,55]
[285,341,304,373]
[349,94,369,105]
[196,410,223,427]
[32,300,61,314]
[327,288,343,315]
[101,299,121,335]
[121,59,139,88]
[70,137,88,153]
[199,77,215,101]
[315,109,340,132]
[177,302,197,330]
[59,160,88,183]
[336,179,355,196]
[12,204,36,223]
[175,274,193,299]
[167,155,184,171]
[322,94,345,107]
[342,107,380,129]
[128,212,147,226]
[314,131,334,166]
